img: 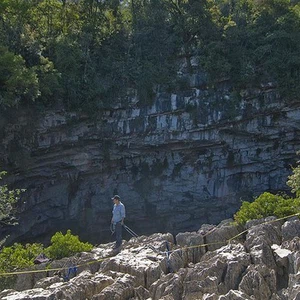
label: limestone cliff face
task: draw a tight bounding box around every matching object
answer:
[0,85,299,244]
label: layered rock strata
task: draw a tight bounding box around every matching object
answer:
[1,86,300,244]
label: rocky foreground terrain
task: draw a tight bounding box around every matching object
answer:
[0,216,299,300]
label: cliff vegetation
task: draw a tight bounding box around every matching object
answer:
[1,0,300,112]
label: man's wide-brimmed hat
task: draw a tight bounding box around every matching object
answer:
[112,195,120,200]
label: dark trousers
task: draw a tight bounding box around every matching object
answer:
[115,222,122,248]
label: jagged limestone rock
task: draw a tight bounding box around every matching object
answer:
[100,233,172,288]
[134,285,150,300]
[245,220,282,270]
[239,264,277,300]
[282,218,300,242]
[201,223,242,251]
[219,290,251,300]
[202,293,219,300]
[1,218,300,300]
[150,268,187,300]
[34,275,63,289]
[175,231,205,264]
[91,272,135,300]
[150,243,250,300]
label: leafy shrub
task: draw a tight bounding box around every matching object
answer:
[0,243,44,272]
[45,230,93,260]
[0,171,25,239]
[234,192,300,225]
[287,163,300,197]
[0,242,44,290]
[0,230,92,290]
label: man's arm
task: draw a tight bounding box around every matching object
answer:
[121,205,126,224]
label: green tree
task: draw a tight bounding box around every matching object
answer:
[36,56,61,105]
[1,0,300,111]
[53,36,83,108]
[165,0,218,73]
[0,231,92,279]
[128,0,179,103]
[0,0,33,53]
[261,4,300,96]
[0,46,39,107]
[199,0,300,94]
[234,192,300,225]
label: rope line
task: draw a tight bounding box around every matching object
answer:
[0,255,113,277]
[162,212,300,255]
[227,212,300,242]
[0,212,298,277]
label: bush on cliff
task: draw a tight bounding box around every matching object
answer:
[0,242,44,291]
[234,192,300,225]
[0,243,44,272]
[45,230,93,260]
[0,230,92,287]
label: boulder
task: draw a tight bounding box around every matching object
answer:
[34,276,63,289]
[175,231,205,264]
[202,223,242,252]
[219,290,251,300]
[134,285,150,300]
[101,246,166,288]
[92,272,135,300]
[239,264,277,300]
[0,288,55,300]
[150,268,187,300]
[282,218,300,242]
[245,221,282,269]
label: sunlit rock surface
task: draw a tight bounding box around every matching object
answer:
[0,217,299,299]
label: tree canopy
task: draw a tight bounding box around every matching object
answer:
[0,0,300,111]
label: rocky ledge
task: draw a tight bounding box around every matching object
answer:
[0,216,299,300]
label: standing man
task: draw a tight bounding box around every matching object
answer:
[111,195,126,250]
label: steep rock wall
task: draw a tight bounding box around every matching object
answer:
[1,86,299,244]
